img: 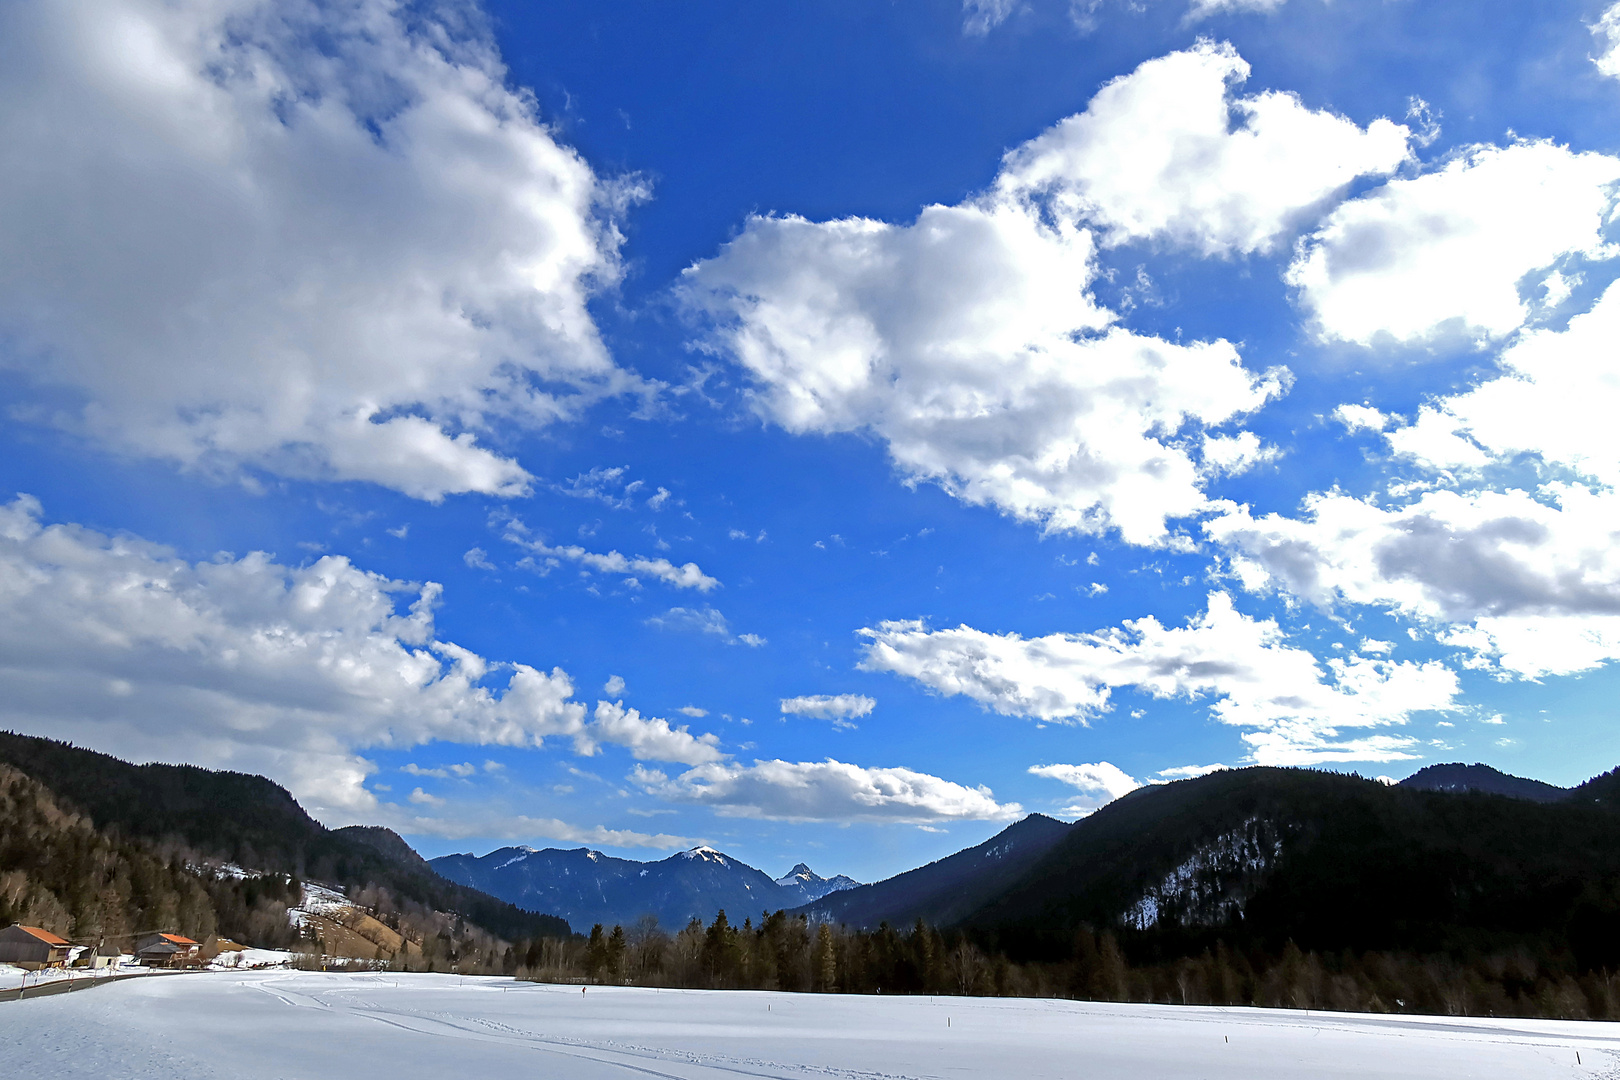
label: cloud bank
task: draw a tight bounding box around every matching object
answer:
[859,593,1458,764]
[0,495,724,822]
[631,759,1022,824]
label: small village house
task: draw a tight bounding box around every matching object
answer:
[0,924,73,969]
[81,941,120,970]
[135,932,201,968]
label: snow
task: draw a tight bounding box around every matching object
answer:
[679,845,729,865]
[0,963,104,991]
[1124,818,1287,931]
[2,971,1616,1078]
[207,948,296,970]
[289,881,353,928]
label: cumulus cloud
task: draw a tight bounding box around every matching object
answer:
[0,0,636,499]
[503,517,719,591]
[575,700,725,765]
[1386,280,1620,488]
[997,41,1409,256]
[631,759,1022,823]
[0,495,724,821]
[859,593,1458,764]
[681,45,1347,545]
[1209,485,1620,678]
[1287,141,1620,344]
[683,208,1279,545]
[779,694,877,729]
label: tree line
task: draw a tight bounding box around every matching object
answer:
[450,909,1620,1022]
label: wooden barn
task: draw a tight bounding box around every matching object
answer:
[0,924,73,969]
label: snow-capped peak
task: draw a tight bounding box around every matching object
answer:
[678,845,728,865]
[775,863,819,887]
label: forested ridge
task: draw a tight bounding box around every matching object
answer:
[0,732,567,956]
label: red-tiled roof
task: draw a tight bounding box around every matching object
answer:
[18,925,70,947]
[159,933,199,946]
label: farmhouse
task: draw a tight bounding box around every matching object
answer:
[135,932,201,968]
[0,924,73,969]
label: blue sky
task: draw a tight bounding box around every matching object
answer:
[5,0,1620,885]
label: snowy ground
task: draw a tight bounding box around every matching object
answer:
[0,962,114,992]
[2,970,1617,1078]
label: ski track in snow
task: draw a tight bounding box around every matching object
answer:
[2,971,1619,1079]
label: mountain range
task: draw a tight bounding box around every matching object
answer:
[428,845,861,932]
[10,727,1620,987]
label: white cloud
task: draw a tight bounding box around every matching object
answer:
[1386,280,1620,488]
[1595,3,1620,80]
[1209,485,1620,678]
[1187,0,1288,17]
[504,518,719,591]
[997,41,1410,256]
[463,547,497,572]
[1335,404,1388,433]
[1029,761,1140,815]
[682,46,1348,546]
[0,495,726,822]
[407,787,445,807]
[390,811,691,850]
[1154,763,1230,780]
[556,467,644,510]
[683,205,1279,545]
[631,759,1022,824]
[676,705,708,718]
[779,694,877,728]
[575,701,725,765]
[0,0,639,499]
[962,0,1018,35]
[859,593,1458,764]
[645,606,764,647]
[401,762,476,779]
[603,675,626,697]
[1287,141,1620,344]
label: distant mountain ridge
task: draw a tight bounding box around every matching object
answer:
[429,844,861,931]
[794,813,1072,930]
[1398,762,1570,803]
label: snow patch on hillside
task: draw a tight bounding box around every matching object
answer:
[1123,817,1289,930]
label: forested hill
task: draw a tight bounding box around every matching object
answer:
[961,765,1620,971]
[1398,762,1570,802]
[0,731,569,943]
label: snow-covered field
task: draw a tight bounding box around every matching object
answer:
[2,970,1616,1078]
